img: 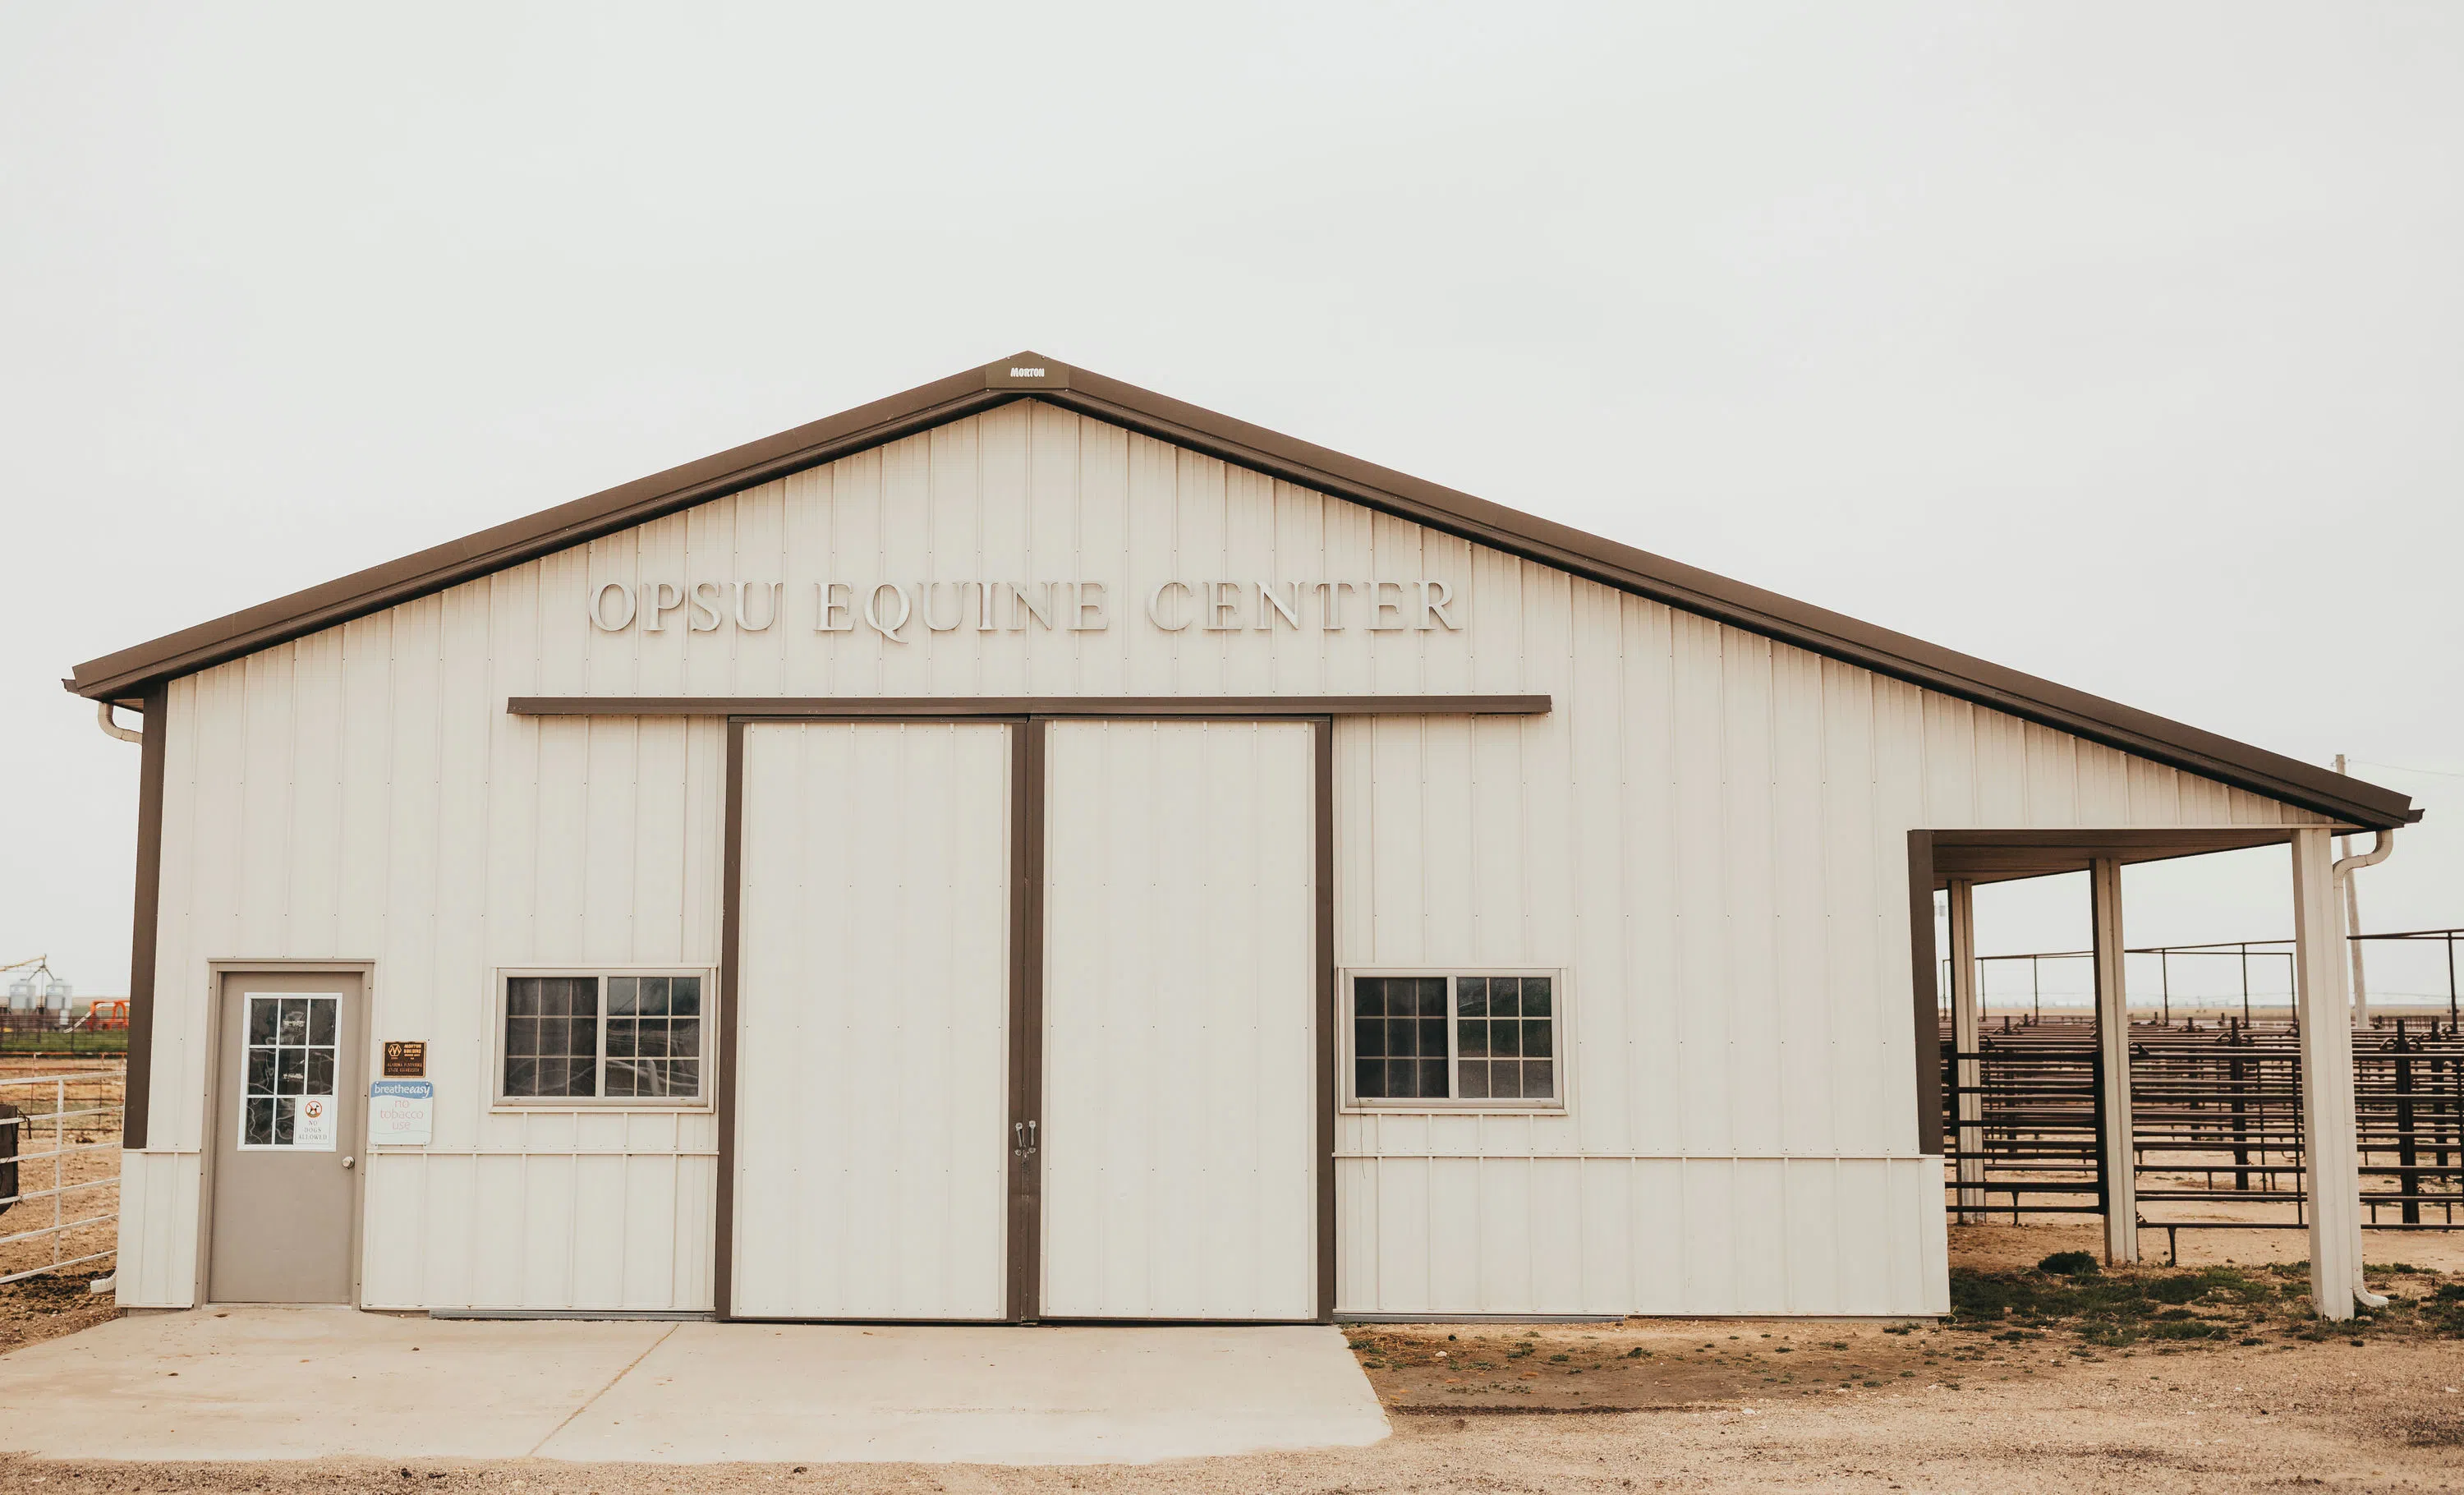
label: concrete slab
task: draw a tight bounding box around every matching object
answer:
[539,1322,1391,1465]
[0,1310,1388,1466]
[0,1307,669,1460]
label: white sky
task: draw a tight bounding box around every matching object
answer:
[4,4,2458,1003]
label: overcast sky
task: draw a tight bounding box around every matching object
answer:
[4,4,2457,1007]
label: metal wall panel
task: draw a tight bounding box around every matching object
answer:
[126,400,2331,1317]
[730,722,1011,1320]
[134,652,727,1311]
[1041,720,1317,1320]
[110,1148,200,1308]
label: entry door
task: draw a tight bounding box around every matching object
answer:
[1040,720,1317,1320]
[207,972,365,1304]
[731,721,1013,1319]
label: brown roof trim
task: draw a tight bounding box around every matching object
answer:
[67,352,2418,830]
[1930,827,2307,886]
[63,364,1021,701]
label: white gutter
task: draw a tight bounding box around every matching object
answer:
[2331,827,2397,1311]
[96,701,142,745]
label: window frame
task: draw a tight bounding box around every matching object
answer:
[490,966,718,1111]
[233,990,345,1150]
[1338,966,1570,1114]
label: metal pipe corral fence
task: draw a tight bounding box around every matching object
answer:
[0,1070,122,1286]
[1942,1012,2462,1233]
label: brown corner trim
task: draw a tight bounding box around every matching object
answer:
[122,684,168,1150]
[1312,717,1337,1323]
[1906,830,1941,1157]
[713,719,746,1319]
[507,694,1551,720]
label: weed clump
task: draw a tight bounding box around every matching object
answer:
[2037,1250,2100,1277]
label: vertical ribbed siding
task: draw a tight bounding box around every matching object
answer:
[136,614,729,1311]
[123,401,2328,1315]
[1040,720,1317,1320]
[730,721,1011,1320]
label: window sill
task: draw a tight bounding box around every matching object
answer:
[487,1100,715,1114]
[1342,1102,1567,1116]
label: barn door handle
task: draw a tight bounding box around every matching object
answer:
[1014,1120,1037,1157]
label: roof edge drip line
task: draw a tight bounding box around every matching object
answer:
[63,381,1025,700]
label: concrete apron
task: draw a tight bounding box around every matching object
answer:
[0,1309,1389,1466]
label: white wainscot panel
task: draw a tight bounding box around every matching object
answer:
[113,1151,203,1309]
[1335,1157,1946,1317]
[359,1151,715,1311]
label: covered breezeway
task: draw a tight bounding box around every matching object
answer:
[1915,826,2407,1318]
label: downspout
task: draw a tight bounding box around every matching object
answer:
[97,701,143,745]
[2332,827,2396,1311]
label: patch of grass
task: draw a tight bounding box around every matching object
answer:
[1951,1264,2269,1348]
[1951,1261,2464,1349]
[0,1031,126,1055]
[2037,1250,2099,1277]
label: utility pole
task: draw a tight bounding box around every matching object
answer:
[2335,754,2370,1025]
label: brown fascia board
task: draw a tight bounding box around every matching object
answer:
[66,352,2420,830]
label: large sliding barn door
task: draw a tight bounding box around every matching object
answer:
[1039,720,1317,1320]
[731,721,1012,1320]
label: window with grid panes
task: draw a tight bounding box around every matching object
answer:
[1349,973,1558,1105]
[500,973,706,1104]
[239,993,339,1147]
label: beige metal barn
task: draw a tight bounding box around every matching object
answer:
[67,353,2417,1323]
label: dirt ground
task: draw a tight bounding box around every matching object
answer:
[0,1267,117,1356]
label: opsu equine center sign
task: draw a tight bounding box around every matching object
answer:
[585,578,1463,639]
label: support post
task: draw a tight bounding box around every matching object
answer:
[2089,857,2138,1263]
[2292,827,2362,1320]
[1948,880,1985,1223]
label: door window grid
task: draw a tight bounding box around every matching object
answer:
[240,994,338,1148]
[1350,973,1558,1106]
[500,973,706,1104]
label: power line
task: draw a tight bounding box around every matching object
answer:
[2348,757,2464,780]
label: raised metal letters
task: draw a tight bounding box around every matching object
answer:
[595,578,1462,635]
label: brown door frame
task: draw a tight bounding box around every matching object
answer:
[714,709,1340,1324]
[1006,719,1046,1321]
[195,961,375,1308]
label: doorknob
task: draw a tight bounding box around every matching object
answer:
[342,1156,355,1170]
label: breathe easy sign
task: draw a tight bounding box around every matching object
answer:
[588,579,1462,642]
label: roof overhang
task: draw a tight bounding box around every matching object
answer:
[1926,828,2330,888]
[63,352,2420,832]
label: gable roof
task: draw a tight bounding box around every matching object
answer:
[65,352,2417,830]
